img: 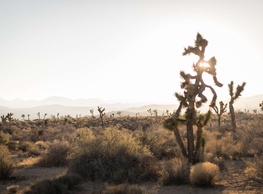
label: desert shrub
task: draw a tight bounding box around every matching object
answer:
[134,127,181,160]
[19,141,41,156]
[238,117,263,156]
[0,145,14,180]
[0,131,11,145]
[37,142,71,167]
[7,185,20,194]
[190,162,220,186]
[69,127,161,183]
[230,142,245,160]
[204,132,234,159]
[92,183,148,194]
[23,174,82,194]
[160,157,189,185]
[245,156,263,183]
[71,127,95,143]
[10,129,25,141]
[205,155,225,171]
[7,140,20,151]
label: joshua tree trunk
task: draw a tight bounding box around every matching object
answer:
[186,104,195,164]
[195,124,204,162]
[171,102,188,158]
[217,117,225,133]
[217,117,221,129]
[229,100,236,132]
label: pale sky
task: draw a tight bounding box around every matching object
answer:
[0,0,262,104]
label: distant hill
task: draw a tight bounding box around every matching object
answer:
[0,96,106,109]
[0,95,262,119]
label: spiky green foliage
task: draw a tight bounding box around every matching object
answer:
[197,110,212,127]
[228,81,246,101]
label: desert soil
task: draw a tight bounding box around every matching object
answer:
[0,156,262,194]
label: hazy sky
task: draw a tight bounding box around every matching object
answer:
[1,0,262,103]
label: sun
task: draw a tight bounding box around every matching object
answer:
[199,61,210,68]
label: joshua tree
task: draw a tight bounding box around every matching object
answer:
[43,113,47,120]
[98,106,106,128]
[21,114,26,121]
[1,115,7,127]
[147,108,153,116]
[90,109,94,118]
[6,113,14,130]
[153,109,158,117]
[37,112,40,120]
[117,111,121,117]
[27,114,30,121]
[212,101,227,131]
[164,33,223,164]
[57,113,60,120]
[259,101,263,111]
[228,81,246,132]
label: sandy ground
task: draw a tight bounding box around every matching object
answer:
[0,157,262,194]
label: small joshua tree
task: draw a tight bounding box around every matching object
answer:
[228,81,246,132]
[1,115,7,128]
[21,114,25,121]
[212,101,227,131]
[164,33,223,164]
[147,108,153,116]
[90,109,94,118]
[6,113,14,130]
[37,112,40,120]
[117,111,121,117]
[98,106,106,128]
[259,101,263,111]
[27,114,30,121]
[153,109,158,117]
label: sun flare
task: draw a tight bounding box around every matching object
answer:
[199,62,210,68]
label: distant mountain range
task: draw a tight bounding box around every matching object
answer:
[0,95,262,119]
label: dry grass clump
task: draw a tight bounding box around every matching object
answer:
[69,127,161,183]
[0,145,14,180]
[190,162,220,186]
[238,117,263,156]
[92,183,148,194]
[23,173,83,194]
[204,131,233,158]
[37,141,71,167]
[19,141,42,156]
[73,127,95,143]
[160,157,189,185]
[204,131,246,160]
[245,156,263,183]
[6,185,20,194]
[0,131,10,145]
[134,127,181,160]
